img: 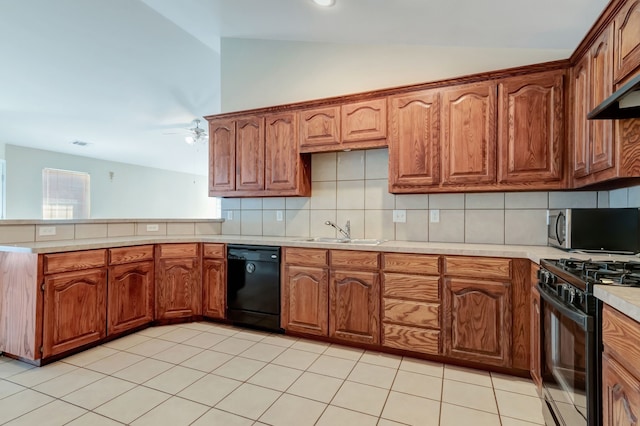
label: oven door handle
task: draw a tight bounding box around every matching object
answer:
[537,284,593,331]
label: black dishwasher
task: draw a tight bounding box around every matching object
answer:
[226,245,282,332]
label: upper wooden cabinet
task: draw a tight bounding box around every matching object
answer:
[572,53,591,179]
[342,98,387,143]
[209,119,236,193]
[265,112,310,193]
[299,106,341,151]
[236,117,265,191]
[614,0,640,83]
[497,70,565,186]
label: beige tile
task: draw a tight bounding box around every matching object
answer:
[429,209,464,243]
[312,152,338,182]
[291,339,330,353]
[337,180,365,209]
[195,222,221,235]
[442,379,498,414]
[395,194,429,210]
[310,180,337,210]
[85,351,145,375]
[332,381,389,416]
[505,192,549,209]
[465,210,504,244]
[0,360,37,380]
[234,329,270,342]
[381,390,441,425]
[429,193,464,209]
[0,389,55,424]
[113,358,174,384]
[395,209,428,242]
[126,338,177,356]
[241,210,263,235]
[222,198,241,210]
[107,223,135,237]
[167,222,195,235]
[377,419,408,426]
[35,224,74,241]
[261,334,298,348]
[465,192,505,209]
[191,408,253,426]
[285,209,310,237]
[135,325,175,338]
[200,324,239,336]
[359,350,402,368]
[65,412,123,426]
[263,197,286,209]
[504,210,547,245]
[392,370,442,400]
[9,361,77,387]
[178,322,226,332]
[444,364,492,387]
[286,197,310,210]
[215,383,280,420]
[628,185,640,206]
[211,337,256,355]
[4,399,86,426]
[548,191,598,208]
[241,198,263,210]
[143,365,205,394]
[500,416,545,426]
[337,150,365,180]
[308,355,357,379]
[247,364,303,391]
[323,344,364,360]
[135,222,167,236]
[287,371,343,403]
[180,350,234,373]
[364,209,395,240]
[495,389,545,424]
[272,348,320,370]
[336,210,365,239]
[62,346,119,367]
[182,331,229,349]
[440,402,501,426]
[178,373,242,406]
[33,368,105,398]
[159,327,204,343]
[131,396,208,426]
[0,380,26,399]
[598,190,610,208]
[399,357,443,378]
[212,357,266,381]
[262,210,286,237]
[316,405,378,426]
[75,223,108,239]
[310,210,338,238]
[151,344,203,364]
[365,179,394,210]
[239,342,286,362]
[348,362,397,389]
[222,211,241,234]
[103,333,151,350]
[260,393,326,426]
[0,225,35,243]
[94,386,170,424]
[62,376,136,410]
[365,148,389,180]
[491,372,538,397]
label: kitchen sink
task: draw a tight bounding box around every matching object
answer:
[295,237,384,246]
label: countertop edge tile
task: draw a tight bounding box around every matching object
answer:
[595,285,640,323]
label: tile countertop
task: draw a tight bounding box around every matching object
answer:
[595,285,640,323]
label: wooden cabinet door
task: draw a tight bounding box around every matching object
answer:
[572,53,591,179]
[265,112,299,192]
[342,98,387,143]
[590,26,615,175]
[282,265,329,336]
[299,106,341,151]
[209,119,236,192]
[43,269,107,358]
[329,270,380,344]
[602,354,640,426]
[107,261,153,336]
[236,116,265,191]
[614,0,640,83]
[389,90,440,190]
[442,82,497,185]
[531,285,542,390]
[443,278,512,367]
[203,258,226,319]
[498,71,564,184]
[156,257,202,320]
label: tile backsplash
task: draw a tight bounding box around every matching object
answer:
[221,148,617,246]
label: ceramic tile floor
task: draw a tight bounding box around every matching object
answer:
[0,322,546,425]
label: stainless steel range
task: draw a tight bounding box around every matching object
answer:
[537,258,640,426]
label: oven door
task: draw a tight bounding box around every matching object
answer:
[547,209,569,249]
[538,285,599,426]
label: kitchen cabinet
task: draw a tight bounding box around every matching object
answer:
[202,243,226,319]
[381,253,441,355]
[155,243,202,320]
[208,118,236,192]
[299,106,341,152]
[572,52,591,179]
[497,70,565,187]
[42,250,108,358]
[614,0,640,84]
[602,304,640,426]
[530,265,542,391]
[341,98,387,145]
[107,245,154,336]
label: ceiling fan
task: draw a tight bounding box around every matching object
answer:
[163,119,208,144]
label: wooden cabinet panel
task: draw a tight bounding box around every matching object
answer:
[382,253,439,275]
[203,258,226,319]
[342,99,387,143]
[590,26,615,175]
[603,354,640,426]
[43,268,107,358]
[614,0,640,83]
[383,324,440,355]
[299,106,341,150]
[383,299,439,328]
[44,250,106,274]
[389,90,440,190]
[284,248,328,267]
[383,273,439,302]
[107,261,153,335]
[157,243,199,259]
[330,269,380,344]
[282,265,329,336]
[203,243,225,259]
[498,71,564,184]
[209,119,236,192]
[531,284,542,390]
[265,112,300,192]
[572,53,591,179]
[109,245,153,265]
[330,250,379,270]
[443,278,512,367]
[236,117,265,191]
[155,245,201,320]
[442,82,497,185]
[603,304,640,377]
[444,256,511,279]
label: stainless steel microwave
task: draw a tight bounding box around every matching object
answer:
[548,208,640,253]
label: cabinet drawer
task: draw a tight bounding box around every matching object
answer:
[156,243,199,259]
[44,250,107,274]
[383,324,440,355]
[383,253,439,274]
[284,248,328,267]
[603,304,640,377]
[203,243,225,259]
[383,273,439,301]
[384,299,440,328]
[109,245,154,265]
[330,250,379,270]
[444,256,511,279]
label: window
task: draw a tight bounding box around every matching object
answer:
[42,168,90,219]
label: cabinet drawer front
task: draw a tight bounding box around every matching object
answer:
[383,324,440,355]
[603,304,640,377]
[109,245,154,265]
[203,243,225,259]
[383,253,439,274]
[284,248,328,267]
[444,256,511,279]
[330,250,379,270]
[384,299,440,328]
[44,250,107,274]
[383,273,439,301]
[157,243,199,259]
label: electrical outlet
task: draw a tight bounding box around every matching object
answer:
[276,210,283,222]
[430,210,440,223]
[146,224,159,232]
[39,226,56,236]
[392,210,407,223]
[226,211,233,221]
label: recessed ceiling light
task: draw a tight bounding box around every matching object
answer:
[312,0,335,6]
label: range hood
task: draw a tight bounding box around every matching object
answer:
[588,73,640,119]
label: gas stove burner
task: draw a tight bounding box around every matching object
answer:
[544,258,640,289]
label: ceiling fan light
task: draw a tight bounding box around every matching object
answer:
[185,135,195,145]
[312,0,335,6]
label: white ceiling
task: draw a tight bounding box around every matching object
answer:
[0,0,608,176]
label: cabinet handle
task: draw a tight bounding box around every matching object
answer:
[612,384,638,423]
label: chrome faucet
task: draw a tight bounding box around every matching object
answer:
[325,220,351,240]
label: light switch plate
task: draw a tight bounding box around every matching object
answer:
[392,210,407,223]
[146,224,159,232]
[276,210,283,222]
[39,226,56,236]
[430,209,440,223]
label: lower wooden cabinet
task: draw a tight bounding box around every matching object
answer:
[202,258,226,319]
[155,244,202,320]
[282,265,328,336]
[107,261,154,335]
[530,279,542,390]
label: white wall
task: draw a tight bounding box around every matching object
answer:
[220,37,570,112]
[5,145,217,219]
[0,142,5,159]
